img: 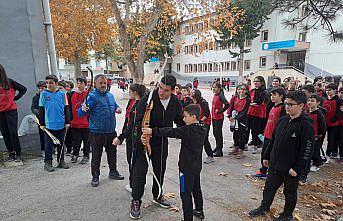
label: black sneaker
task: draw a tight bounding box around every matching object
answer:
[330,153,338,158]
[71,155,78,163]
[130,200,141,220]
[274,214,294,221]
[44,160,55,172]
[249,206,270,217]
[14,155,23,162]
[7,152,15,161]
[91,177,99,187]
[80,156,89,164]
[109,171,124,180]
[213,151,223,157]
[193,210,205,219]
[152,195,172,208]
[57,160,70,169]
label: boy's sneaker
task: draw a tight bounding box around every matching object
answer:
[244,145,248,151]
[310,165,320,172]
[7,152,15,161]
[193,210,205,219]
[152,195,172,208]
[299,177,308,185]
[57,160,70,169]
[130,200,141,220]
[109,170,125,180]
[14,155,22,162]
[204,156,214,164]
[80,156,89,164]
[235,149,243,159]
[248,206,270,217]
[252,146,257,154]
[125,184,132,193]
[274,214,294,221]
[91,177,99,187]
[213,151,223,157]
[330,153,338,159]
[41,151,45,158]
[228,148,238,155]
[71,155,78,163]
[44,160,55,172]
[66,152,72,157]
[325,156,330,164]
[252,171,267,178]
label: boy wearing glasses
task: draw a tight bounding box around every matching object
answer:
[39,75,70,172]
[249,91,314,221]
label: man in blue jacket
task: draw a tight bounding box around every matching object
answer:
[79,74,124,187]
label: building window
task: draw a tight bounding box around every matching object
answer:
[198,64,202,72]
[208,63,213,72]
[220,62,224,71]
[189,64,193,72]
[185,46,189,54]
[244,60,251,70]
[195,45,199,53]
[177,63,181,72]
[185,65,188,73]
[190,45,194,54]
[261,30,269,42]
[225,62,230,71]
[259,56,267,68]
[245,39,252,47]
[214,63,218,72]
[193,64,197,72]
[300,4,309,17]
[231,61,237,71]
[203,63,208,72]
[299,32,307,42]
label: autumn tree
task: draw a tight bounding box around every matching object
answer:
[214,0,272,83]
[51,0,115,78]
[109,0,182,83]
[271,0,343,42]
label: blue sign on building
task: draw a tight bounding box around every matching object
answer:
[262,40,296,50]
[150,57,159,62]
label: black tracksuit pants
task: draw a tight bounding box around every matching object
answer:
[248,116,265,146]
[72,128,90,157]
[44,129,65,163]
[259,138,270,174]
[90,132,118,178]
[326,126,340,156]
[261,168,299,216]
[180,172,203,221]
[233,124,248,151]
[65,128,73,153]
[339,126,343,159]
[38,125,45,151]
[0,110,21,154]
[212,119,224,152]
[126,137,137,188]
[203,125,213,157]
[132,142,168,201]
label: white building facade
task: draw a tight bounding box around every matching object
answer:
[169,9,343,84]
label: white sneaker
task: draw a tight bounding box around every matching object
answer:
[310,166,320,172]
[125,184,132,193]
[325,156,330,164]
[41,151,45,158]
[204,157,214,164]
[252,146,257,154]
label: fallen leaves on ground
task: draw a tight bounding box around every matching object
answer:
[142,203,151,208]
[243,163,252,167]
[294,212,303,221]
[218,172,228,176]
[164,192,176,199]
[169,206,179,212]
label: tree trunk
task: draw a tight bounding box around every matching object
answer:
[74,51,81,79]
[238,48,244,84]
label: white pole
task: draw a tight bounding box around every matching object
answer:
[42,0,58,75]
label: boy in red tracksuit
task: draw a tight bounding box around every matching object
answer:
[227,84,250,159]
[323,83,340,161]
[69,77,90,164]
[303,95,326,176]
[253,88,286,178]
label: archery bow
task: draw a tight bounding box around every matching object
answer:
[86,66,94,106]
[142,90,162,199]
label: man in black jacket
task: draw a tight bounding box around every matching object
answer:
[249,91,315,221]
[129,75,184,220]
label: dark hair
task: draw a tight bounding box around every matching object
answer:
[272,76,281,83]
[286,90,307,104]
[160,74,176,89]
[302,84,315,93]
[192,89,202,104]
[236,84,249,96]
[326,83,337,90]
[270,87,286,99]
[175,84,181,89]
[66,80,74,89]
[76,77,87,85]
[183,104,201,121]
[46,74,58,82]
[37,81,46,88]
[58,81,67,88]
[254,76,266,90]
[308,94,323,102]
[0,64,10,90]
[180,86,188,90]
[129,83,146,98]
[313,76,323,84]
